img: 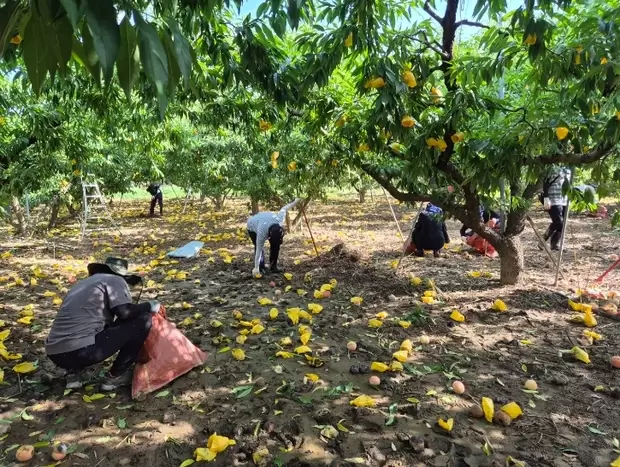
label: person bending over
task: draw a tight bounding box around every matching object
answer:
[147,182,163,217]
[247,198,301,276]
[45,257,160,391]
[412,203,450,258]
[460,206,500,237]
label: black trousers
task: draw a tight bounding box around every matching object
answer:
[412,231,444,253]
[48,313,152,375]
[150,192,163,215]
[547,205,567,248]
[249,229,283,270]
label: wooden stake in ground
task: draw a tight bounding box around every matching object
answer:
[396,202,424,272]
[554,204,571,286]
[301,204,319,257]
[526,215,564,280]
[381,188,404,240]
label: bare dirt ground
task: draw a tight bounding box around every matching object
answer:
[0,194,619,467]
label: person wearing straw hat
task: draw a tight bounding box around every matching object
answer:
[45,258,160,391]
[247,198,301,276]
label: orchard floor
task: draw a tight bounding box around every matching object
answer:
[0,195,619,467]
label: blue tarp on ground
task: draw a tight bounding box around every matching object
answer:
[166,241,204,258]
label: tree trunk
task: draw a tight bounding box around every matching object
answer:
[358,188,367,203]
[48,198,61,228]
[290,199,310,231]
[494,235,525,285]
[250,196,259,215]
[10,196,26,235]
[210,194,226,211]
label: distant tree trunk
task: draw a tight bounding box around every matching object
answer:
[48,198,61,228]
[10,196,26,235]
[358,188,367,203]
[210,193,228,211]
[290,199,311,231]
[251,196,260,215]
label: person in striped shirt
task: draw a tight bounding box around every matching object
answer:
[542,166,571,251]
[247,199,301,276]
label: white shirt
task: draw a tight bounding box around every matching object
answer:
[247,199,300,272]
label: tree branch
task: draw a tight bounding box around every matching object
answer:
[455,19,489,29]
[361,164,431,203]
[423,0,443,25]
[528,143,615,166]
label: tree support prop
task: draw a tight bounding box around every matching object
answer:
[301,204,319,257]
[382,188,404,240]
[553,203,571,287]
[526,215,564,280]
[396,202,425,272]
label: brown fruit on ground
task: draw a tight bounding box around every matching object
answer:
[469,405,484,419]
[494,410,512,426]
[16,445,34,462]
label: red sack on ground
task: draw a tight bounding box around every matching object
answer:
[466,234,498,258]
[132,306,208,399]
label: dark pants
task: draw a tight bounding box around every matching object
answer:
[412,231,444,255]
[546,205,567,249]
[48,313,152,376]
[249,228,283,271]
[150,192,163,216]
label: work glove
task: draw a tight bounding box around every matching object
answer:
[543,197,551,211]
[148,300,161,314]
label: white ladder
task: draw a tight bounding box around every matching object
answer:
[80,180,121,240]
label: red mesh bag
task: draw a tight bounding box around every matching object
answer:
[466,234,498,258]
[405,240,417,254]
[132,306,208,399]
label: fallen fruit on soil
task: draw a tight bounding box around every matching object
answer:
[452,380,465,394]
[419,335,430,344]
[494,410,512,426]
[269,281,276,287]
[470,405,484,418]
[369,375,381,385]
[611,356,620,368]
[347,341,357,351]
[16,445,34,462]
[323,291,331,298]
[51,444,67,461]
[524,379,538,390]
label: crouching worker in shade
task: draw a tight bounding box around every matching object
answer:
[460,206,500,238]
[247,198,301,276]
[45,258,160,391]
[411,203,450,258]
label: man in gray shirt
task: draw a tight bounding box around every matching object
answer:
[46,257,160,391]
[247,199,301,276]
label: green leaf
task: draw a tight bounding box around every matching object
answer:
[385,402,398,426]
[22,8,48,95]
[179,460,195,467]
[297,396,313,405]
[0,0,21,59]
[155,389,170,398]
[135,11,169,119]
[587,425,607,435]
[117,418,127,429]
[43,5,73,76]
[231,384,254,399]
[83,0,120,84]
[54,416,65,425]
[79,22,101,82]
[21,409,34,421]
[59,0,82,29]
[33,440,50,448]
[116,16,139,100]
[162,30,181,94]
[167,18,192,91]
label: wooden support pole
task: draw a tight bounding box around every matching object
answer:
[554,204,571,286]
[526,215,564,280]
[382,188,404,240]
[301,204,319,257]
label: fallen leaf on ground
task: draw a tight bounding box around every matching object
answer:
[491,299,507,312]
[481,397,494,423]
[500,402,523,420]
[350,395,375,407]
[450,310,465,322]
[438,418,454,431]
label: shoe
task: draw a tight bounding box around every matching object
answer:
[433,251,440,258]
[270,265,282,273]
[100,370,133,392]
[415,250,424,258]
[65,370,84,390]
